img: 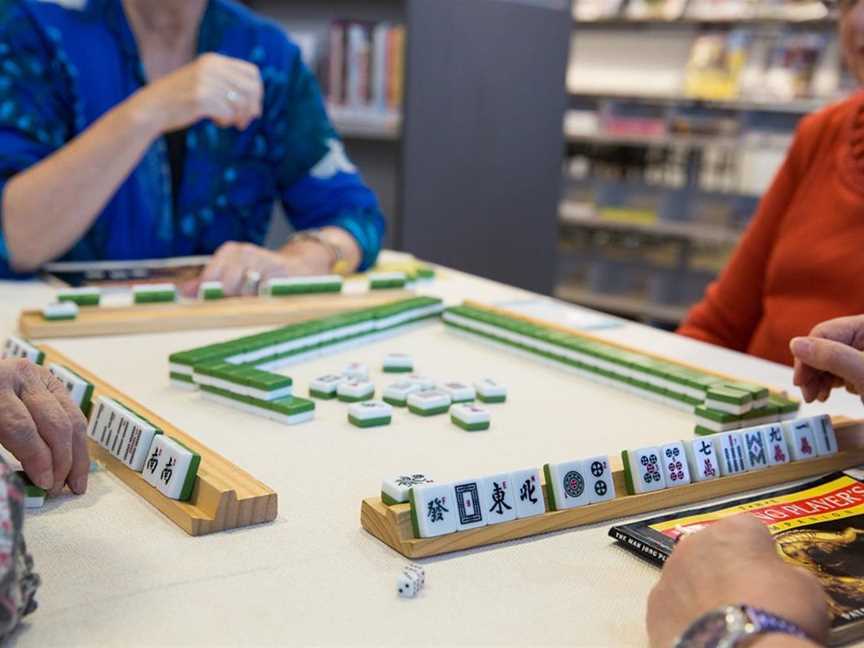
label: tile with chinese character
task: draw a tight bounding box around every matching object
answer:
[479,473,517,525]
[784,419,818,461]
[683,437,720,482]
[509,468,546,518]
[381,474,434,506]
[141,435,201,501]
[659,442,691,488]
[544,460,590,510]
[409,483,457,538]
[761,423,790,466]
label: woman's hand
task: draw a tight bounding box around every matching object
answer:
[0,360,89,495]
[647,515,827,648]
[790,315,864,403]
[131,52,263,133]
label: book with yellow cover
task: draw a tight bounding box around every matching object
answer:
[610,470,864,645]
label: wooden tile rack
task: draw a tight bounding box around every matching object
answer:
[42,344,277,536]
[361,418,864,558]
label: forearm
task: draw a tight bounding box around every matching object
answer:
[2,92,163,271]
[278,226,362,274]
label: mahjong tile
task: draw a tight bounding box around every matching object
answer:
[405,374,435,389]
[309,374,344,399]
[381,474,434,506]
[621,447,666,494]
[810,415,839,456]
[337,379,375,402]
[544,460,590,510]
[141,435,200,501]
[509,468,546,519]
[712,432,747,476]
[739,426,770,470]
[475,378,507,403]
[581,455,614,503]
[348,400,392,428]
[450,403,490,431]
[342,363,369,381]
[683,437,720,482]
[479,473,517,525]
[383,380,420,406]
[452,480,487,531]
[440,381,475,403]
[761,423,790,466]
[383,353,413,373]
[784,419,818,461]
[407,388,451,416]
[659,442,691,488]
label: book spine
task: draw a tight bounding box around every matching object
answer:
[346,22,371,109]
[328,21,345,106]
[372,22,390,112]
[608,527,669,566]
[388,25,405,111]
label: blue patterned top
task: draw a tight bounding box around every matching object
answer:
[0,0,386,278]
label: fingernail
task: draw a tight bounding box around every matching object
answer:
[35,470,54,490]
[70,477,87,495]
[791,337,813,355]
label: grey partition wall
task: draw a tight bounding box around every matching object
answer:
[399,0,570,294]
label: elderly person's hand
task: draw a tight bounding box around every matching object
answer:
[0,359,89,495]
[791,315,864,403]
[647,515,827,648]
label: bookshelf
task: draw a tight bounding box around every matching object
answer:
[252,0,571,293]
[557,0,846,326]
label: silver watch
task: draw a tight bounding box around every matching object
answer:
[674,605,809,648]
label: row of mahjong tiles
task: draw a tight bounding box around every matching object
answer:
[393,414,838,539]
[441,304,800,429]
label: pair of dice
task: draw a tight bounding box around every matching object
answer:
[396,564,426,599]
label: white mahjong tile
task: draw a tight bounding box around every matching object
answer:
[475,378,507,400]
[342,363,369,380]
[452,479,487,531]
[623,447,667,494]
[410,483,457,538]
[478,473,517,525]
[584,455,616,503]
[337,380,374,400]
[197,280,223,298]
[87,397,123,449]
[439,381,475,403]
[659,442,692,488]
[382,474,434,504]
[348,400,392,421]
[406,374,435,389]
[310,374,344,394]
[450,403,490,425]
[683,437,720,482]
[739,426,770,471]
[42,301,78,319]
[810,415,839,456]
[47,363,91,408]
[712,432,748,476]
[141,435,198,500]
[383,381,420,402]
[407,388,451,411]
[761,423,791,466]
[383,353,413,370]
[545,460,591,510]
[784,419,818,461]
[509,468,546,518]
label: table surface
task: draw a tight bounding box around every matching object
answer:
[0,264,858,648]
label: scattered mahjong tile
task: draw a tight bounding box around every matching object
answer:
[57,286,101,307]
[694,405,742,434]
[739,426,770,471]
[381,474,434,506]
[369,272,408,290]
[309,374,344,400]
[132,283,177,304]
[415,266,435,280]
[659,442,692,488]
[16,471,46,508]
[382,380,420,407]
[342,363,369,381]
[142,435,201,501]
[439,381,475,403]
[475,378,507,404]
[337,380,375,403]
[450,403,490,431]
[784,418,818,461]
[543,459,590,510]
[406,388,451,416]
[1,336,44,364]
[621,447,666,495]
[712,432,748,476]
[405,374,435,389]
[42,301,79,321]
[479,473,517,524]
[348,400,393,428]
[383,353,413,373]
[510,468,546,518]
[197,280,224,300]
[262,275,343,297]
[761,423,791,465]
[810,415,839,456]
[683,437,720,482]
[410,482,457,538]
[47,363,94,414]
[453,479,487,531]
[705,385,753,415]
[584,455,616,503]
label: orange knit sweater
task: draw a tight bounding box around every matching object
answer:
[678,92,864,367]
